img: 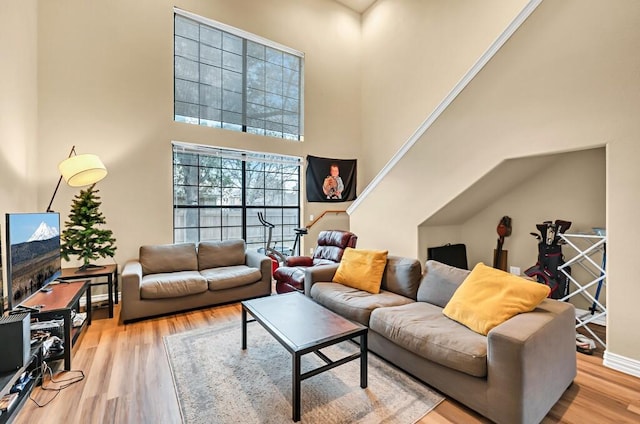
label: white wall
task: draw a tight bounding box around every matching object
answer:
[0,0,39,302]
[352,0,640,363]
[359,0,529,184]
[36,0,362,265]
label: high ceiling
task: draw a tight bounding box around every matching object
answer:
[334,0,377,13]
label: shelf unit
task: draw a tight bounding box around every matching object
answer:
[558,233,607,348]
[0,343,42,424]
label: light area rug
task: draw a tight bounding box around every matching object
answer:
[163,322,444,424]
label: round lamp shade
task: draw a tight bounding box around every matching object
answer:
[58,154,108,187]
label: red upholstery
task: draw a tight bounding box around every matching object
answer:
[274,230,357,294]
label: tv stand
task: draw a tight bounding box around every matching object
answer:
[0,342,42,424]
[20,281,91,370]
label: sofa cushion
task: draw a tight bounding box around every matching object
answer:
[140,271,207,299]
[381,256,422,300]
[140,243,198,276]
[198,240,246,270]
[310,282,413,325]
[370,302,488,378]
[443,263,551,335]
[201,265,262,291]
[332,248,388,294]
[417,260,470,307]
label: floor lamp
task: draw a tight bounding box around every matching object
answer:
[46,145,108,213]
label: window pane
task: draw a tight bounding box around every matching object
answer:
[200,208,221,227]
[175,79,199,104]
[175,36,198,61]
[175,16,199,40]
[175,56,199,81]
[174,13,303,140]
[223,33,243,54]
[200,25,222,48]
[200,64,222,87]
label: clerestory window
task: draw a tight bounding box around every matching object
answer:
[174,8,304,141]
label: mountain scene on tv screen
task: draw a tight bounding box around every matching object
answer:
[10,221,60,304]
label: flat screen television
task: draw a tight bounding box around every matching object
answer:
[5,213,61,311]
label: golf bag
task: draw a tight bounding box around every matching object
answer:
[524,220,572,299]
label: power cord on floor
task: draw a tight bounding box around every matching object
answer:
[28,360,85,407]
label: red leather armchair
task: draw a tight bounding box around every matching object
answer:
[274,230,357,294]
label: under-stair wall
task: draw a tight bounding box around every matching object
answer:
[352,0,640,371]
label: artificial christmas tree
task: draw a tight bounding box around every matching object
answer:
[61,183,117,270]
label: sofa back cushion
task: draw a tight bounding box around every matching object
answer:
[417,260,470,307]
[198,239,246,270]
[140,243,198,275]
[380,256,422,300]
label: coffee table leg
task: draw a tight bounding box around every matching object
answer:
[360,332,368,388]
[241,307,247,350]
[293,352,301,422]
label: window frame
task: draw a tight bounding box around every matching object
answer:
[172,141,302,251]
[173,7,305,141]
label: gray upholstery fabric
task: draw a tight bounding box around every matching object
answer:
[201,265,262,291]
[198,239,246,270]
[121,258,272,322]
[303,255,577,424]
[139,243,198,275]
[370,302,488,377]
[304,264,339,295]
[140,271,207,299]
[486,299,577,424]
[310,282,413,325]
[380,256,422,300]
[417,260,470,307]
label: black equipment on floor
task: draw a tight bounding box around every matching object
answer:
[524,219,572,299]
[427,243,468,270]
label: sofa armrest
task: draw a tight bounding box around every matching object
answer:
[285,256,313,267]
[486,299,576,424]
[303,263,339,296]
[246,249,272,281]
[122,260,143,303]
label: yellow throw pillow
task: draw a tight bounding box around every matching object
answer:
[443,263,551,335]
[333,248,388,294]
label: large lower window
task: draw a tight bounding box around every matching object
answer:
[174,8,304,140]
[173,142,301,252]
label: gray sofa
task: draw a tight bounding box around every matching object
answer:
[306,257,576,424]
[121,240,271,322]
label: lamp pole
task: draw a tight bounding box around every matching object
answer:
[46,145,76,213]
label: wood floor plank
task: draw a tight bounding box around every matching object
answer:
[14,303,640,424]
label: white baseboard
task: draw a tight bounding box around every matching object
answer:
[79,292,118,308]
[603,351,640,378]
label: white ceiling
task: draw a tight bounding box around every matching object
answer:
[334,0,377,13]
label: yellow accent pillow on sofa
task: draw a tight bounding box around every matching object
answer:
[332,248,388,294]
[442,263,551,335]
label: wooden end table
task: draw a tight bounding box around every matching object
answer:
[59,264,118,318]
[242,292,368,422]
[21,280,91,371]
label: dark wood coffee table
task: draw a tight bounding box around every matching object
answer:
[241,292,368,422]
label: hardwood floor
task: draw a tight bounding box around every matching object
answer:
[15,304,640,424]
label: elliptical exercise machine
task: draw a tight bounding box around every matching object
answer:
[257,212,307,267]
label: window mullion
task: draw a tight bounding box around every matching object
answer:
[242,39,247,133]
